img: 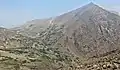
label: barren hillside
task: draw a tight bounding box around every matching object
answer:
[2,2,120,70]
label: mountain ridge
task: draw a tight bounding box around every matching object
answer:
[11,2,120,57]
[2,3,120,70]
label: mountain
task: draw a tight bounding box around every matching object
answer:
[14,2,120,57]
[53,2,120,57]
[110,11,120,15]
[0,27,16,40]
[6,2,120,70]
[13,18,52,37]
[1,25,83,70]
[0,27,17,49]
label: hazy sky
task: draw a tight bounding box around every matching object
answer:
[0,0,120,28]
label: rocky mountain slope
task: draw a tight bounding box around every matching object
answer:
[13,18,52,37]
[1,2,120,70]
[14,3,120,57]
[111,11,120,15]
[2,24,120,70]
[0,25,79,70]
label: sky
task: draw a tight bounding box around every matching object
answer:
[0,0,120,28]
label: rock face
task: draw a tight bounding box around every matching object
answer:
[14,3,120,58]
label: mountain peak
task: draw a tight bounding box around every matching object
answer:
[89,2,95,5]
[87,2,98,7]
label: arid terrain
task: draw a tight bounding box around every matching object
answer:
[1,3,120,70]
